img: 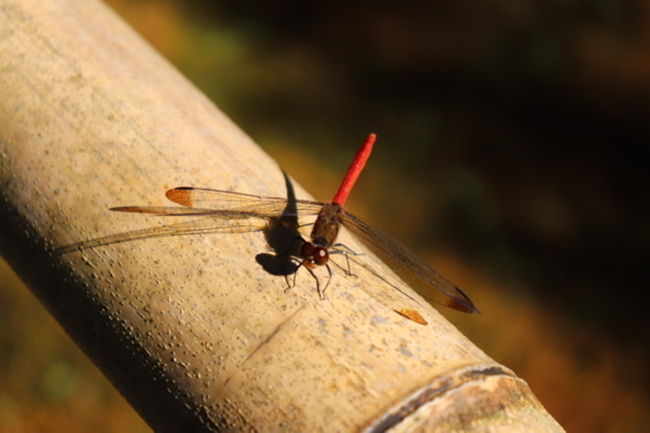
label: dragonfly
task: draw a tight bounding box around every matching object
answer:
[58,133,479,318]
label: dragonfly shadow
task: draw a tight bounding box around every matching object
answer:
[255,172,305,278]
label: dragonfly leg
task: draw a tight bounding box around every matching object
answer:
[344,253,356,278]
[321,264,333,299]
[303,265,323,299]
[291,268,298,288]
[284,262,302,293]
[331,242,363,256]
[283,275,292,292]
[329,245,358,278]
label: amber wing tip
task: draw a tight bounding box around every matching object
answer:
[166,187,193,207]
[394,308,428,325]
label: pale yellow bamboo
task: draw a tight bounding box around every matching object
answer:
[0,1,564,432]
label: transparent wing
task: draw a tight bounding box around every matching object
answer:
[56,214,270,254]
[338,254,429,324]
[165,187,324,217]
[340,210,479,313]
[56,188,323,255]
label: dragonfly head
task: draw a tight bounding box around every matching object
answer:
[300,242,329,267]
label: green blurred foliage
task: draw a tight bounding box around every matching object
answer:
[2,0,649,432]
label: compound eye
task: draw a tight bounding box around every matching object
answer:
[312,247,329,265]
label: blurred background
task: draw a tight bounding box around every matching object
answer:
[1,0,648,432]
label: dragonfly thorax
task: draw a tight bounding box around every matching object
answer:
[310,203,343,248]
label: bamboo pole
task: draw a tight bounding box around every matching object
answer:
[0,1,564,432]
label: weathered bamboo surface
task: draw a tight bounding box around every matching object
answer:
[0,1,564,431]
